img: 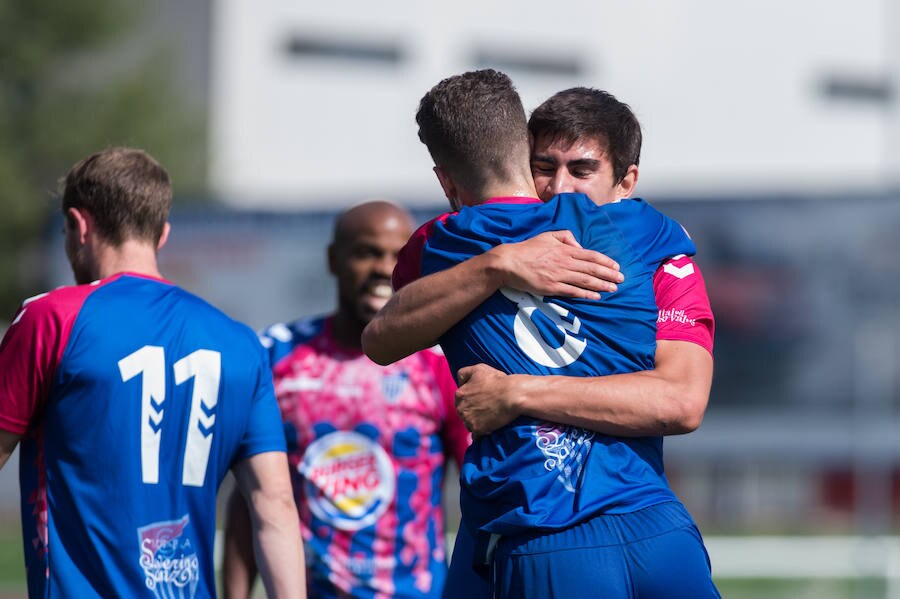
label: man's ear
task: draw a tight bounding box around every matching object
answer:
[433,166,459,210]
[66,207,91,244]
[616,164,639,198]
[157,222,171,251]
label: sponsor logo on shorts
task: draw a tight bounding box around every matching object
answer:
[301,431,395,530]
[137,514,200,598]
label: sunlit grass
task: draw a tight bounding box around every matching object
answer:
[0,518,25,599]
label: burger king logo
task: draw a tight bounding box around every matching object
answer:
[300,431,395,530]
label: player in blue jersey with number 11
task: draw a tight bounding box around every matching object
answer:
[0,147,305,598]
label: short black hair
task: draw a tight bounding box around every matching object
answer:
[529,87,641,184]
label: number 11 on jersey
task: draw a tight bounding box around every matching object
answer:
[118,346,221,487]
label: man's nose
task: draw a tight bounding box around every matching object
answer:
[375,254,396,276]
[545,169,575,195]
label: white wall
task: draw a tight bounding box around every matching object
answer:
[209,0,897,208]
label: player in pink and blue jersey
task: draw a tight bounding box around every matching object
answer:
[223,201,470,599]
[364,73,719,598]
[0,148,305,598]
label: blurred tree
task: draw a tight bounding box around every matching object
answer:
[0,0,205,319]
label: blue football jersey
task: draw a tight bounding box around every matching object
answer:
[0,273,286,598]
[405,194,696,535]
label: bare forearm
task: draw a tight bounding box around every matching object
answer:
[222,491,259,599]
[363,231,621,365]
[234,452,306,599]
[363,230,623,366]
[362,252,503,364]
[514,369,706,436]
[457,341,713,437]
[251,492,306,599]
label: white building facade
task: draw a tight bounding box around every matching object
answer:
[209,0,899,208]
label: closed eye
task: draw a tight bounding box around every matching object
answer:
[530,160,556,175]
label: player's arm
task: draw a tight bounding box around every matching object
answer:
[455,255,714,437]
[0,293,76,470]
[232,451,305,599]
[362,230,623,365]
[456,340,712,437]
[222,488,260,599]
[0,430,20,470]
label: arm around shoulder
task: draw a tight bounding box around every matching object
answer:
[639,339,713,434]
[517,339,713,436]
[362,231,621,365]
[457,339,713,438]
[362,251,505,365]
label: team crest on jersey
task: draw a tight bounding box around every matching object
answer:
[380,370,409,403]
[534,424,594,493]
[300,431,396,530]
[137,514,200,598]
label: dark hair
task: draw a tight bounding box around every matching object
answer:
[528,87,642,184]
[62,147,172,246]
[416,69,530,191]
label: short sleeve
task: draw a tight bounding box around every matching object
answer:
[233,343,288,460]
[393,226,429,291]
[0,291,84,435]
[393,215,453,291]
[653,255,715,354]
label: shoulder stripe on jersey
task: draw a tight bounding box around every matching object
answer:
[662,262,695,279]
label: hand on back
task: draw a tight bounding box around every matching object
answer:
[490,230,623,299]
[456,363,520,438]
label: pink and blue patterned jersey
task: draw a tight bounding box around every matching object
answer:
[0,273,285,599]
[394,194,698,536]
[259,315,469,598]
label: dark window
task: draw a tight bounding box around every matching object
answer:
[473,48,583,77]
[820,73,893,104]
[285,35,403,66]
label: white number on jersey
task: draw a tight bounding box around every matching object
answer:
[500,288,587,368]
[119,346,222,487]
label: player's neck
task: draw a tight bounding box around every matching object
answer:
[460,175,538,207]
[330,312,365,352]
[91,239,164,281]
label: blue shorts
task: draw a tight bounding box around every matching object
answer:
[446,501,720,599]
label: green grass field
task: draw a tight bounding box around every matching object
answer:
[0,519,25,599]
[715,578,885,599]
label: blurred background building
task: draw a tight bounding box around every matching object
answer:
[1,1,899,597]
[207,0,900,206]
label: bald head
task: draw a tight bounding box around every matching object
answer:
[332,200,414,247]
[329,200,415,330]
